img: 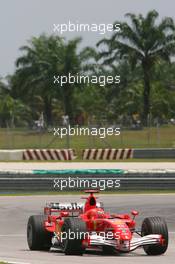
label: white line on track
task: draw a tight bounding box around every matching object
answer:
[1,260,30,264]
[0,234,25,237]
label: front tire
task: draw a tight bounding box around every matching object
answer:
[141,216,168,255]
[102,245,115,255]
[27,215,52,251]
[61,218,87,255]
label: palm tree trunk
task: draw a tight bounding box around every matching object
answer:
[44,97,52,126]
[63,84,73,123]
[142,64,151,126]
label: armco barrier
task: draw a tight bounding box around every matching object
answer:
[0,170,175,191]
[133,148,175,159]
[83,149,133,160]
[0,149,76,161]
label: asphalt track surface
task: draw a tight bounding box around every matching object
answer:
[0,194,175,264]
[1,162,175,171]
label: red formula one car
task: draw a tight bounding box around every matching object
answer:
[27,190,168,255]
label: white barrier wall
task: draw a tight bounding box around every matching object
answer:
[0,150,24,161]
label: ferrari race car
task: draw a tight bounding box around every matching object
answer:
[27,190,168,255]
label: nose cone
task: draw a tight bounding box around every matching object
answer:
[119,231,132,240]
[113,221,132,240]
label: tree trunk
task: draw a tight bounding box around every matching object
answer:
[142,63,151,126]
[44,97,52,126]
[63,84,73,123]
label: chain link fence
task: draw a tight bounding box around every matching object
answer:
[0,124,175,154]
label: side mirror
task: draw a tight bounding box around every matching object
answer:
[131,210,139,219]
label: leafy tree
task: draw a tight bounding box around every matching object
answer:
[0,91,30,128]
[97,10,175,125]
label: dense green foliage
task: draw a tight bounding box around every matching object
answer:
[1,10,175,128]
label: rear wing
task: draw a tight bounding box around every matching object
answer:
[44,202,103,214]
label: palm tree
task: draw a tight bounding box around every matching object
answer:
[13,35,85,125]
[13,35,64,125]
[57,37,82,122]
[97,10,175,125]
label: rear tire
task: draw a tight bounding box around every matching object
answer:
[27,215,52,251]
[61,218,87,255]
[141,216,168,255]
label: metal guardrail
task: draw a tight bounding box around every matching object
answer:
[0,172,175,191]
[133,148,175,158]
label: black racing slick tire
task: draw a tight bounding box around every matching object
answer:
[27,215,52,251]
[141,216,168,255]
[61,218,87,255]
[102,245,115,255]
